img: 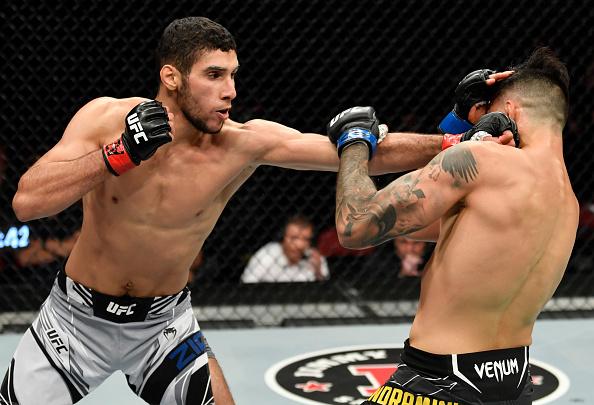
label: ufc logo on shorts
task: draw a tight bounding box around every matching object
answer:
[106,302,136,316]
[126,113,149,144]
[46,328,68,354]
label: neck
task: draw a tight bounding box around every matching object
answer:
[518,121,563,150]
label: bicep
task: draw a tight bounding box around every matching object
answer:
[248,119,339,170]
[355,145,479,245]
[33,98,116,166]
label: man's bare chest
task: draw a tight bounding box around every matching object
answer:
[94,147,254,226]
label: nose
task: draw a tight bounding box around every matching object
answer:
[222,77,236,101]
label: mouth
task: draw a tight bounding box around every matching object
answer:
[215,108,230,120]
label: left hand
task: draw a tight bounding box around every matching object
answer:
[327,106,381,159]
[438,69,514,134]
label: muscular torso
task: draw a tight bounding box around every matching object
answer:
[410,144,578,353]
[67,99,258,296]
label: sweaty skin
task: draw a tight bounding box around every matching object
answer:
[12,49,443,298]
[336,112,578,354]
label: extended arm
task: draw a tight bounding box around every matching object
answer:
[335,143,480,248]
[248,119,443,175]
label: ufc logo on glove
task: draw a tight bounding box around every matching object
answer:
[126,113,149,144]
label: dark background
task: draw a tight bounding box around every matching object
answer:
[1,0,593,326]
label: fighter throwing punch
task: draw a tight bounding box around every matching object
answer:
[330,47,577,404]
[3,16,511,405]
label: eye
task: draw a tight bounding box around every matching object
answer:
[208,71,221,79]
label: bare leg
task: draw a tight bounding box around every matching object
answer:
[208,357,235,405]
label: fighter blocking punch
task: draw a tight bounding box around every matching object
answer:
[327,106,519,157]
[439,68,519,149]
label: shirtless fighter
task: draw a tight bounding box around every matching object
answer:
[330,47,577,404]
[2,16,510,405]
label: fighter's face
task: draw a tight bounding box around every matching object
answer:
[177,49,239,134]
[282,224,313,265]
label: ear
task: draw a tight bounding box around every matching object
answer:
[160,64,181,91]
[504,99,520,122]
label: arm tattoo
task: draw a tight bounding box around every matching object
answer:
[441,147,478,184]
[336,143,479,247]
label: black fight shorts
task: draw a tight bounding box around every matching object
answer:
[361,339,533,405]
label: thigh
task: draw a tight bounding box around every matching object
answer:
[1,327,85,405]
[1,290,114,405]
[126,308,213,405]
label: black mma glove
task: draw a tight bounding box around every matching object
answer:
[102,100,172,176]
[438,69,496,134]
[461,112,520,147]
[327,106,380,159]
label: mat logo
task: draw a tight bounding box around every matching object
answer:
[266,345,569,405]
[126,113,148,144]
[106,302,136,316]
[474,358,519,382]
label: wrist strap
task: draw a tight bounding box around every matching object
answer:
[102,137,137,176]
[441,133,462,150]
[438,110,473,134]
[337,128,378,159]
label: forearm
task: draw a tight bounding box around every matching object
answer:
[369,133,442,175]
[13,149,109,221]
[336,144,387,249]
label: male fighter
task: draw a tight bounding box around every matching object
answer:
[330,47,577,404]
[3,16,509,405]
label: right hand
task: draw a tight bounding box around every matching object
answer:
[102,100,172,176]
[327,106,380,159]
[461,112,520,146]
[438,69,514,134]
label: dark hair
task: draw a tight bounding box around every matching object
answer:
[156,17,236,76]
[284,215,313,232]
[493,47,570,126]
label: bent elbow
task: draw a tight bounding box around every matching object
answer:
[12,189,40,222]
[336,224,367,250]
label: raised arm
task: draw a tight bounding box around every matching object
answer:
[13,98,115,221]
[335,142,479,248]
[334,111,518,248]
[13,97,171,221]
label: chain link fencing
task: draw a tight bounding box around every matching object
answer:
[1,0,593,330]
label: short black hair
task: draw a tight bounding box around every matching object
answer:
[156,17,237,76]
[492,47,570,127]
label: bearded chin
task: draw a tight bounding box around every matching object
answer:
[178,87,223,135]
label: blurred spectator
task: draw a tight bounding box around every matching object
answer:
[394,237,427,278]
[241,215,329,283]
[317,226,375,257]
[360,236,431,279]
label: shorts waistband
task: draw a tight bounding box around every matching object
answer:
[401,339,530,401]
[56,269,189,323]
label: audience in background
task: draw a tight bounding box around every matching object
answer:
[241,215,329,283]
[358,236,432,279]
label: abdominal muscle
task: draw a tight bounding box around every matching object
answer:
[65,222,205,297]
